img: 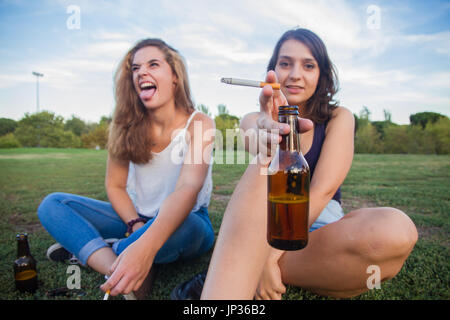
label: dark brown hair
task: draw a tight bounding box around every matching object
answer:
[108,38,195,164]
[267,28,339,123]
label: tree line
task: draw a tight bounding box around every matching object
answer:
[0,112,110,149]
[0,106,448,154]
[354,107,449,154]
[0,104,240,150]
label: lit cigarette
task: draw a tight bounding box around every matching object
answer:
[221,77,280,90]
[103,275,110,300]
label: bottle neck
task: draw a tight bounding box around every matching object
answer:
[17,238,31,257]
[279,114,301,152]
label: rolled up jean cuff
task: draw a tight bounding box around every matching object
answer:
[77,237,109,266]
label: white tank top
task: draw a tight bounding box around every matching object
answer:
[126,111,212,218]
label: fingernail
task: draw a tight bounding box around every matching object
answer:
[278,124,289,133]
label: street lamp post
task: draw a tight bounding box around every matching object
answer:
[32,72,44,113]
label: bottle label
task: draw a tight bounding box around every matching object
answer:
[15,270,37,281]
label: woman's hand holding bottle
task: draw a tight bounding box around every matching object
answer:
[256,71,313,164]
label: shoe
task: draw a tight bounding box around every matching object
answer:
[170,271,207,300]
[46,243,74,262]
[46,238,119,264]
[123,292,137,300]
[130,264,159,300]
[116,265,158,300]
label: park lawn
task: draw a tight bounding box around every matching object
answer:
[0,148,448,300]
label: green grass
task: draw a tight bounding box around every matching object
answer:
[0,148,448,300]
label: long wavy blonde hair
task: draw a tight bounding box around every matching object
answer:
[108,39,195,164]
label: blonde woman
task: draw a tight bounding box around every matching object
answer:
[38,39,215,298]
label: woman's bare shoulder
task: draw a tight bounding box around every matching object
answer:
[327,106,355,133]
[330,106,354,123]
[188,110,215,133]
[331,106,353,118]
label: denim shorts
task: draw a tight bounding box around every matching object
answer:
[309,199,345,232]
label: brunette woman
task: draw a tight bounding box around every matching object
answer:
[200,28,418,299]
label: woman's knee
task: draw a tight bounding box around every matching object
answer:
[388,208,418,252]
[351,207,418,264]
[162,213,213,260]
[378,208,417,258]
[37,192,66,218]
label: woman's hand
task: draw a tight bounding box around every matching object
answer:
[100,238,155,296]
[255,258,286,300]
[256,71,313,163]
[259,70,289,121]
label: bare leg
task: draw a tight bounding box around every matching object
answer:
[86,247,117,276]
[202,162,272,299]
[279,207,418,297]
[201,162,418,299]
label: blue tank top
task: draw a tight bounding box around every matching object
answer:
[304,121,342,204]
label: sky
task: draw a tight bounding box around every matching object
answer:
[0,0,449,125]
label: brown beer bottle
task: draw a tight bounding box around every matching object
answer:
[267,106,310,250]
[14,233,38,293]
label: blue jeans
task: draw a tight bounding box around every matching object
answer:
[37,192,215,266]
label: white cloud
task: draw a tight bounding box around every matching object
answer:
[338,68,450,124]
[1,0,448,125]
[246,0,391,58]
[339,65,417,87]
[0,74,34,89]
[400,31,450,56]
[92,30,130,41]
[174,29,268,64]
[84,41,132,59]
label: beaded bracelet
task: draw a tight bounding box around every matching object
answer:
[125,217,147,237]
